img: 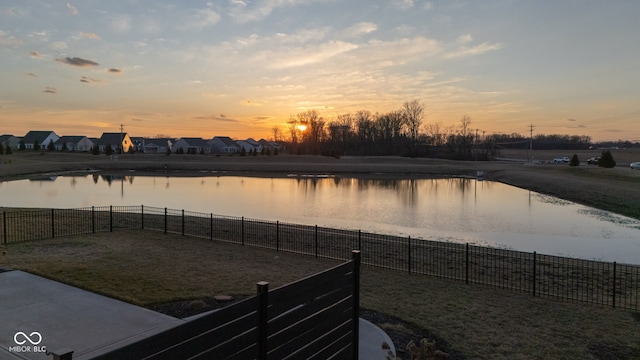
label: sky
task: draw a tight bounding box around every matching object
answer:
[1,0,639,142]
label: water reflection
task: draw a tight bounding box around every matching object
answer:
[1,175,639,264]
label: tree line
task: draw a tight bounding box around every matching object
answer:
[275,99,611,159]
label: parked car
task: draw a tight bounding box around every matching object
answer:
[630,162,640,170]
[587,157,600,165]
[553,156,570,164]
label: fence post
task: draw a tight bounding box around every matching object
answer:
[241,217,245,245]
[466,243,469,284]
[256,281,269,360]
[358,230,361,250]
[3,211,7,245]
[210,213,213,241]
[532,251,536,297]
[164,208,167,234]
[141,205,144,230]
[276,221,280,251]
[314,225,318,258]
[408,236,411,274]
[109,205,113,232]
[181,209,185,236]
[91,206,95,233]
[51,208,55,239]
[351,250,361,360]
[612,262,617,308]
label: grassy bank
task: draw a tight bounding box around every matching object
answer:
[2,232,639,359]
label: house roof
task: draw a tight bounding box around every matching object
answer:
[177,137,208,147]
[211,136,238,147]
[55,136,89,144]
[0,134,17,143]
[97,132,129,145]
[144,138,172,146]
[23,131,58,144]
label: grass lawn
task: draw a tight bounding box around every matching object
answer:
[2,231,639,360]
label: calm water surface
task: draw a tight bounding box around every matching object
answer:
[1,174,639,264]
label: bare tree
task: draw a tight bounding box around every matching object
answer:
[423,122,442,146]
[287,114,299,143]
[271,126,282,142]
[402,99,425,146]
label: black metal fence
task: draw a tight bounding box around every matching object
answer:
[1,205,638,311]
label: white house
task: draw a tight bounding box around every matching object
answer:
[22,130,59,149]
[172,137,210,154]
[235,138,262,153]
[141,138,173,154]
[208,136,239,154]
[54,136,94,152]
[0,134,20,150]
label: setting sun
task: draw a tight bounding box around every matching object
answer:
[296,124,307,132]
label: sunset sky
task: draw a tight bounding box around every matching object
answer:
[1,1,639,142]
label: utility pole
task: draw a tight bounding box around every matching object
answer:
[528,124,535,162]
[120,124,124,154]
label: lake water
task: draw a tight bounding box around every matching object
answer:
[1,174,639,264]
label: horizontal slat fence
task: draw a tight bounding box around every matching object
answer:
[1,205,638,311]
[92,252,360,360]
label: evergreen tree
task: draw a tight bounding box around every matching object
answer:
[569,154,580,166]
[240,146,246,156]
[33,140,40,151]
[19,140,26,150]
[166,147,171,156]
[92,145,100,155]
[598,150,616,168]
[47,141,55,151]
[0,144,4,155]
[105,144,113,155]
[5,144,11,155]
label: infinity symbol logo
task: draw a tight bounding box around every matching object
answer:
[14,332,42,345]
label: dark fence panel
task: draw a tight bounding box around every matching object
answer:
[92,252,360,360]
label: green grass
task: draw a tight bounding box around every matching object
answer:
[2,231,639,359]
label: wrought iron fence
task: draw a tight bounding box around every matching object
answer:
[1,205,638,310]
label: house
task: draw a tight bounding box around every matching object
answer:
[96,132,133,153]
[235,138,262,153]
[257,139,283,153]
[140,138,174,154]
[172,137,210,154]
[54,136,94,152]
[22,130,59,150]
[0,134,20,150]
[208,136,239,154]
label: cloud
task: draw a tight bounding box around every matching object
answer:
[26,72,38,77]
[230,0,325,23]
[66,3,79,15]
[80,76,101,83]
[50,41,68,50]
[567,118,577,122]
[193,114,238,123]
[30,51,42,58]
[108,68,122,73]
[392,0,414,9]
[132,118,144,122]
[42,86,57,94]
[456,34,473,44]
[185,8,220,29]
[242,99,262,106]
[0,31,22,46]
[271,40,358,68]
[343,22,378,38]
[77,32,100,40]
[423,2,434,11]
[55,57,99,67]
[445,42,503,59]
[111,15,131,33]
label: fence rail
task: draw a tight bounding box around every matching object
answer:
[1,205,639,311]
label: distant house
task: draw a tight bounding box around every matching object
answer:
[0,134,20,150]
[54,136,94,152]
[22,130,59,150]
[235,138,262,153]
[140,138,174,154]
[96,132,133,153]
[208,136,239,154]
[173,137,210,154]
[257,139,283,152]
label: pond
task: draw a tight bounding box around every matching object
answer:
[1,174,639,264]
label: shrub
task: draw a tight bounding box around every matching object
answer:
[569,154,579,166]
[598,150,616,168]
